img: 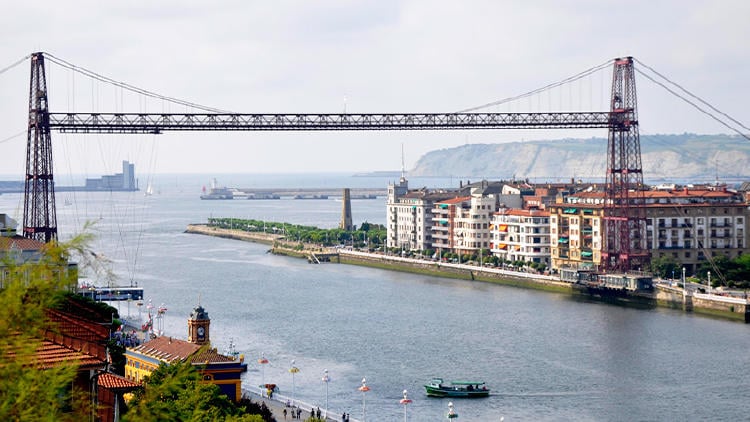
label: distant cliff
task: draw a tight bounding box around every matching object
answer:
[410,134,750,182]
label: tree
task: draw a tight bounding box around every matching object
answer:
[124,361,268,422]
[0,233,97,421]
[650,255,681,279]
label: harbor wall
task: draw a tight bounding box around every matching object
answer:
[187,225,750,323]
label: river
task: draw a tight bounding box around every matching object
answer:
[2,173,749,421]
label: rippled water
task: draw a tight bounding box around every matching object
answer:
[2,173,749,421]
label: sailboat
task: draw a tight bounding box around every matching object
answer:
[144,182,154,196]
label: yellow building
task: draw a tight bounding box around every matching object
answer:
[549,192,605,271]
[124,305,247,401]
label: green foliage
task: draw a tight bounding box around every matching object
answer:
[696,254,750,289]
[650,255,681,279]
[207,218,386,248]
[124,361,271,422]
[0,232,98,421]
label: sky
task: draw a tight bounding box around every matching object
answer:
[1,0,748,177]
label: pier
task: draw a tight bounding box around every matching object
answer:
[234,187,384,199]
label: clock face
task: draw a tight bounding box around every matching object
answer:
[197,326,205,336]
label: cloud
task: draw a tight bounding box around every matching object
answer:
[0,0,748,177]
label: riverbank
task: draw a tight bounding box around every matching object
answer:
[186,224,750,322]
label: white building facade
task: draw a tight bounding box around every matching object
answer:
[491,209,551,267]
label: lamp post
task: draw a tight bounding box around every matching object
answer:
[399,389,412,422]
[447,401,458,419]
[322,369,330,419]
[258,354,269,394]
[682,267,687,296]
[358,377,370,422]
[707,271,711,295]
[289,360,300,407]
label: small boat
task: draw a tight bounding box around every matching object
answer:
[424,378,490,398]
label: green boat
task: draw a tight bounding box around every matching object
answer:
[424,378,490,398]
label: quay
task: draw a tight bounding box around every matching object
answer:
[186,223,750,323]
[203,186,386,199]
[243,385,359,422]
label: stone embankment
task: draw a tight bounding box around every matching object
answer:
[186,224,750,322]
[186,224,281,244]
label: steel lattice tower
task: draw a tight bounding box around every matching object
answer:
[23,52,57,243]
[602,57,648,272]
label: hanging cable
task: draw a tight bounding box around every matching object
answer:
[0,54,30,75]
[454,60,612,113]
[634,66,749,141]
[635,59,749,133]
[42,52,233,114]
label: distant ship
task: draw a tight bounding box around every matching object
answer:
[200,178,279,200]
[144,182,154,196]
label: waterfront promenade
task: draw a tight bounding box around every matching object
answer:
[243,385,357,422]
[186,223,750,322]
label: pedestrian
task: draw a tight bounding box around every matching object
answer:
[283,408,287,420]
[316,407,321,419]
[342,412,346,422]
[310,409,314,419]
[297,408,301,419]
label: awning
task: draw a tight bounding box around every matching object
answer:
[499,224,508,232]
[563,208,577,214]
[558,238,569,243]
[581,251,593,257]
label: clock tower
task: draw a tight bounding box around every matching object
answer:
[187,304,210,345]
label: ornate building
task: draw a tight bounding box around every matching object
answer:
[125,304,247,401]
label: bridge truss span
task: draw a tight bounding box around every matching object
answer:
[48,111,615,133]
[25,52,648,272]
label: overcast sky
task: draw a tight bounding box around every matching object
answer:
[1,0,748,177]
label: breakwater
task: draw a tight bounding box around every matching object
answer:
[185,224,750,322]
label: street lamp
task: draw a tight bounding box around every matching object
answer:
[358,377,370,422]
[707,271,711,295]
[447,401,458,419]
[289,360,300,407]
[399,389,412,422]
[258,354,269,394]
[682,267,687,294]
[322,369,330,419]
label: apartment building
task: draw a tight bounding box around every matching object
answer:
[386,176,456,251]
[548,192,605,271]
[643,187,750,274]
[432,189,497,255]
[490,208,551,267]
[549,186,750,275]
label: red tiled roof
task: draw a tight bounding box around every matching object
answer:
[642,189,735,198]
[46,309,110,342]
[36,339,105,369]
[0,235,45,252]
[44,330,108,361]
[190,348,236,364]
[496,209,550,217]
[2,335,107,370]
[129,336,201,363]
[98,372,141,391]
[437,196,470,205]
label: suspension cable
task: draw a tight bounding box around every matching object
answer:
[635,58,749,133]
[634,64,749,141]
[455,59,612,113]
[42,52,232,114]
[0,54,30,75]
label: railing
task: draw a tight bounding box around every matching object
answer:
[48,111,615,133]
